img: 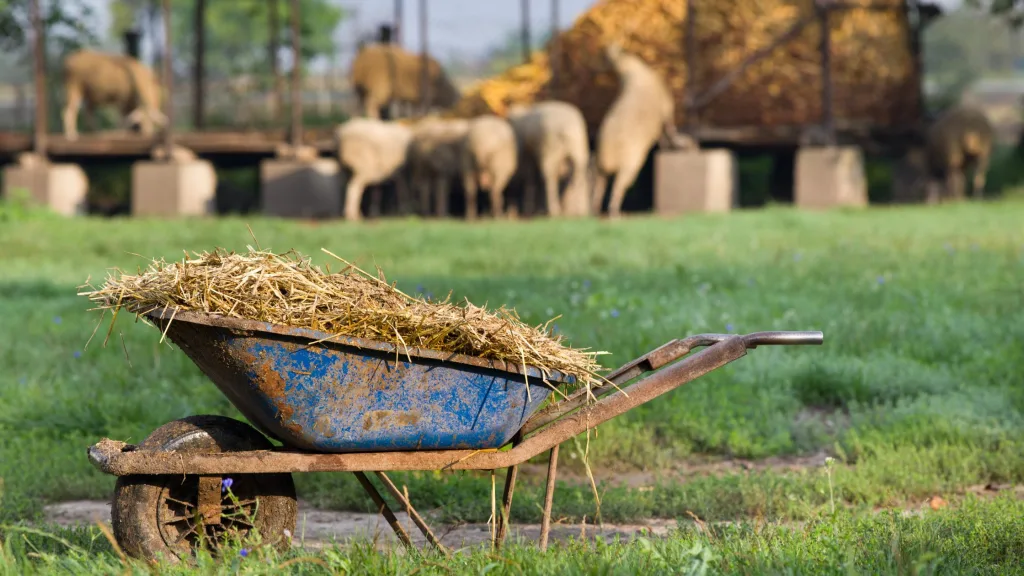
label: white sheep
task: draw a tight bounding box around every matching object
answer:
[460,114,518,220]
[506,100,590,218]
[334,117,414,221]
[591,43,690,219]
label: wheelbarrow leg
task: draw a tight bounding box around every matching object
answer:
[352,471,414,550]
[374,471,450,557]
[539,444,560,551]
[494,434,523,550]
[493,463,518,549]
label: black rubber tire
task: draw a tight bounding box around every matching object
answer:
[111,415,298,563]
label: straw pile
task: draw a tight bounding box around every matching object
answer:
[78,247,605,393]
[452,0,919,134]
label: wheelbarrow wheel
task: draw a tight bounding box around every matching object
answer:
[111,415,297,563]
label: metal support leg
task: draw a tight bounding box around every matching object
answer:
[374,471,450,556]
[539,444,559,551]
[353,471,414,549]
[494,463,518,549]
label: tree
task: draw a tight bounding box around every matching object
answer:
[0,0,100,59]
[107,0,345,81]
[964,0,1024,27]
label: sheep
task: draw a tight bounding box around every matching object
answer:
[591,43,688,219]
[406,116,471,218]
[349,43,462,120]
[61,49,167,141]
[921,105,994,203]
[506,100,590,218]
[460,114,518,220]
[334,117,414,221]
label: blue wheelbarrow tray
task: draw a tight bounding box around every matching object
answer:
[145,309,574,453]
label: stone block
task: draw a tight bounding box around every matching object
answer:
[131,160,217,217]
[260,159,342,218]
[794,146,868,209]
[2,162,88,216]
[653,149,737,215]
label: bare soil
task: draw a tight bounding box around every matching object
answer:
[40,499,682,551]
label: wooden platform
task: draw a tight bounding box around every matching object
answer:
[0,129,336,159]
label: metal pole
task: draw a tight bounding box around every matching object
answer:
[521,0,531,64]
[685,0,697,134]
[419,0,429,115]
[290,0,302,148]
[161,0,173,150]
[193,0,205,129]
[269,0,284,123]
[818,2,834,144]
[30,0,46,154]
[394,0,403,46]
[549,0,559,93]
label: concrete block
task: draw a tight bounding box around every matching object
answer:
[260,158,342,218]
[2,163,88,216]
[131,160,217,217]
[794,146,868,209]
[654,149,738,215]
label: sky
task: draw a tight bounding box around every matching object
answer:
[72,0,968,71]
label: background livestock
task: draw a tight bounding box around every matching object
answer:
[591,43,679,218]
[61,49,167,140]
[349,43,463,120]
[461,114,518,219]
[507,100,591,218]
[334,117,414,221]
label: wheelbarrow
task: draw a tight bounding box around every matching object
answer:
[86,308,823,561]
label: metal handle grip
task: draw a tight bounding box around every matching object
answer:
[742,331,824,348]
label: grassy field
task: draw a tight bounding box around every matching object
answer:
[1,197,1023,572]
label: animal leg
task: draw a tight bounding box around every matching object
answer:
[369,185,382,219]
[463,171,479,221]
[394,174,413,216]
[972,154,990,199]
[490,170,511,220]
[540,158,563,218]
[607,157,644,219]
[591,168,609,215]
[434,176,449,218]
[947,169,965,202]
[343,177,366,221]
[925,180,941,205]
[62,85,82,140]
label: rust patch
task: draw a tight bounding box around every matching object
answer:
[235,347,300,435]
[362,410,422,431]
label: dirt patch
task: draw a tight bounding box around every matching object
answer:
[40,500,682,551]
[517,450,834,489]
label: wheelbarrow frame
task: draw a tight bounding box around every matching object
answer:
[86,311,823,555]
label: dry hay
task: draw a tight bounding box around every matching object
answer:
[452,0,919,133]
[78,246,606,396]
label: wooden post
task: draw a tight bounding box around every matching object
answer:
[818,1,834,145]
[30,0,46,154]
[520,0,531,64]
[419,0,429,115]
[290,0,302,148]
[193,0,205,129]
[549,0,559,93]
[162,0,174,151]
[394,0,403,46]
[269,0,284,123]
[685,0,697,135]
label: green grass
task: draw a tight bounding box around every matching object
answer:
[3,495,1023,574]
[1,198,1023,571]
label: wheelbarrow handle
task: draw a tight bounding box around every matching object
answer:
[520,330,823,436]
[742,331,824,348]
